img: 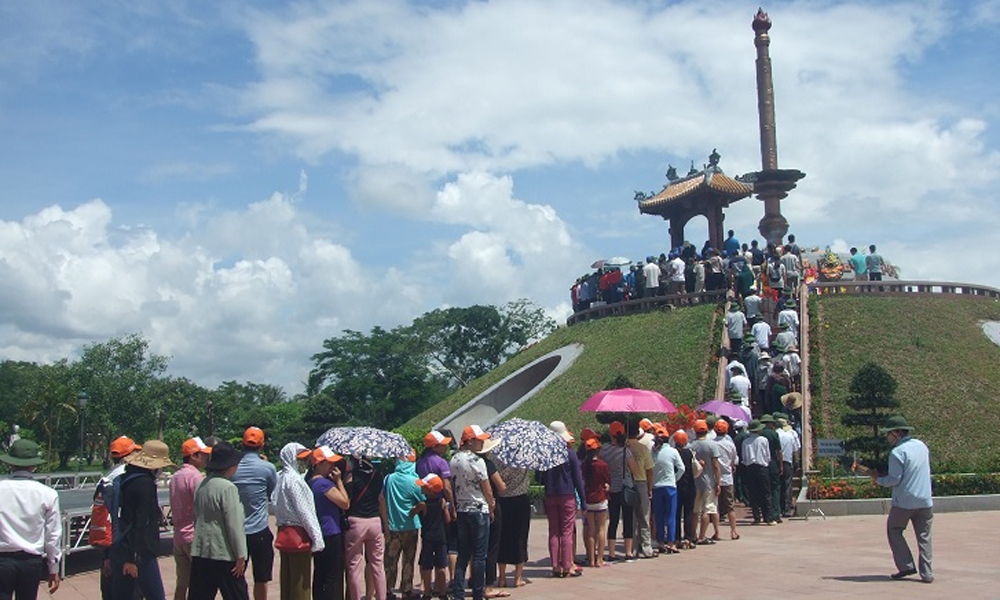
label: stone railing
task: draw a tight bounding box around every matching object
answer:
[566,289,729,325]
[808,280,1000,298]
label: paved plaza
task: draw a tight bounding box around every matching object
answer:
[56,510,1000,599]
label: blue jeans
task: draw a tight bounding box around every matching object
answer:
[112,549,165,600]
[451,512,490,600]
[652,486,678,544]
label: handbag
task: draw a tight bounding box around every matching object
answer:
[621,443,639,507]
[275,525,311,553]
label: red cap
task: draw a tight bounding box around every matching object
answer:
[652,424,670,439]
[608,421,625,437]
[110,436,140,459]
[423,431,452,448]
[416,473,444,495]
[243,427,265,448]
[694,420,709,433]
[181,437,212,457]
[461,425,490,443]
[673,431,689,446]
[714,420,730,434]
[639,418,655,432]
[580,428,599,441]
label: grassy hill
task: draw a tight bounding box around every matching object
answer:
[403,304,722,436]
[406,293,1000,473]
[809,295,1000,472]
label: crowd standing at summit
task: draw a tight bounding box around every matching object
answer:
[571,231,886,313]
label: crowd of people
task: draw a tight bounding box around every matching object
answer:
[571,231,887,313]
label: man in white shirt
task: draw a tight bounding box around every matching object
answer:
[668,254,686,296]
[744,288,763,320]
[0,439,62,599]
[642,257,661,298]
[751,316,772,352]
[773,323,797,354]
[725,305,748,353]
[727,367,753,418]
[776,299,799,338]
[775,417,801,517]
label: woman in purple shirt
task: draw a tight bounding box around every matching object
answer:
[309,447,350,600]
[537,422,586,578]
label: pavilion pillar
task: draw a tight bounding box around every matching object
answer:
[707,204,725,252]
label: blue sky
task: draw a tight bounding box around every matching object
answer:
[1,0,998,392]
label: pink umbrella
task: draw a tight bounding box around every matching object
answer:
[580,388,676,414]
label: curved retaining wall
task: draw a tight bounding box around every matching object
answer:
[434,344,584,434]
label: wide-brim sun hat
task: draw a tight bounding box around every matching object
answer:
[123,440,175,470]
[476,437,501,454]
[781,392,803,409]
[878,415,915,434]
[748,420,765,433]
[0,438,45,467]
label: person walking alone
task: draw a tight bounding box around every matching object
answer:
[865,416,933,583]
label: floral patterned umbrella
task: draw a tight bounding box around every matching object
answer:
[315,426,412,459]
[486,418,569,471]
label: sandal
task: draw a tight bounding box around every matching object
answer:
[731,533,741,540]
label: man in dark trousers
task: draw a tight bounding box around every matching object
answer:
[758,415,784,524]
[0,439,62,600]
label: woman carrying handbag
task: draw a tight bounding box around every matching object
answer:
[274,443,326,600]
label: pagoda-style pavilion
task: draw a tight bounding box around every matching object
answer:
[636,150,753,251]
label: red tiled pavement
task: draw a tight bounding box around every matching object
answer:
[56,510,1000,599]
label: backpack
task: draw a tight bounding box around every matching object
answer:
[109,472,146,546]
[767,262,783,284]
[89,483,113,548]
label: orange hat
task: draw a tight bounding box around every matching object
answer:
[461,425,491,443]
[416,473,444,495]
[608,421,626,437]
[243,427,265,448]
[639,418,655,432]
[652,424,670,439]
[580,428,599,442]
[312,446,342,464]
[423,430,453,448]
[405,450,417,462]
[110,436,141,459]
[694,419,709,433]
[673,430,689,446]
[181,437,212,457]
[584,437,601,451]
[296,448,312,460]
[714,420,730,434]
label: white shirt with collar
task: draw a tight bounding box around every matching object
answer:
[0,471,63,574]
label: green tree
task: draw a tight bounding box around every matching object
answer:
[75,334,169,467]
[308,326,447,432]
[409,299,556,388]
[21,360,78,468]
[0,361,39,443]
[841,362,899,471]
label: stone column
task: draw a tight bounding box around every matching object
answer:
[752,9,803,246]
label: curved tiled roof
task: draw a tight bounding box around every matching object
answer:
[639,169,753,213]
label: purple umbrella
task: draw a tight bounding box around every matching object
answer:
[698,400,751,421]
[580,388,676,414]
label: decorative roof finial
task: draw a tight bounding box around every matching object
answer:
[753,7,772,33]
[666,165,678,181]
[688,161,698,176]
[708,148,721,167]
